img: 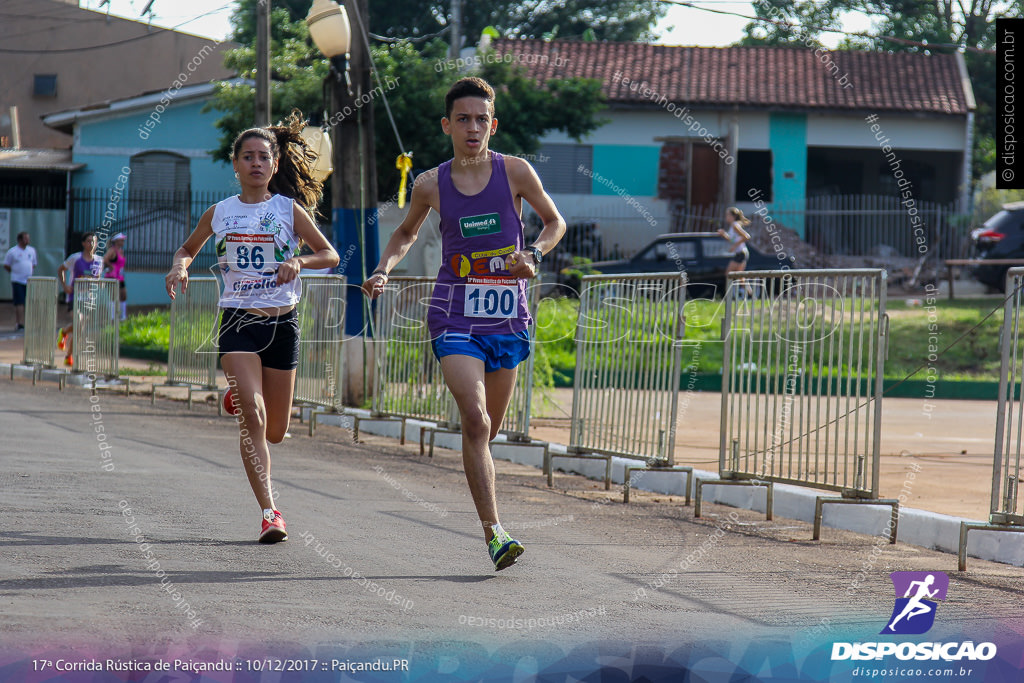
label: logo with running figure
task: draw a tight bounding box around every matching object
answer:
[881,571,949,635]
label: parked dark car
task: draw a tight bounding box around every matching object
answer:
[971,202,1024,292]
[579,233,796,297]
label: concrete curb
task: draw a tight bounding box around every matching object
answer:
[310,408,1024,569]
[4,362,125,388]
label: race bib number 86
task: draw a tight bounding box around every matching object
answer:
[227,233,277,273]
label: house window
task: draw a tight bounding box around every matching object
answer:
[127,152,192,270]
[129,151,190,198]
[34,74,58,97]
[535,143,593,194]
[736,150,772,202]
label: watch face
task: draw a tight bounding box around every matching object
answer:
[530,247,542,264]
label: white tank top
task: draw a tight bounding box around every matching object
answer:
[726,222,748,255]
[212,194,301,308]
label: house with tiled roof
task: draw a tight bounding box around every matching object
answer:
[36,81,241,305]
[492,39,975,258]
[0,0,236,302]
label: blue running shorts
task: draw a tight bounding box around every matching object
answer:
[431,330,531,372]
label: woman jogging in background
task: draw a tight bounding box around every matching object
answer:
[104,232,128,320]
[165,114,339,544]
[718,207,752,276]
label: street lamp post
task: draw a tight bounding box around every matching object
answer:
[307,0,379,404]
[255,0,271,125]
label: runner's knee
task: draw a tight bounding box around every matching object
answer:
[235,398,266,431]
[462,407,491,440]
[266,421,289,443]
[488,418,503,441]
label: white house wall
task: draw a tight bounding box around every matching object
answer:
[807,113,966,151]
[540,109,771,150]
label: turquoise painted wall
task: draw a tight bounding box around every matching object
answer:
[768,113,807,236]
[127,272,173,306]
[591,145,660,196]
[72,100,234,192]
[69,98,235,305]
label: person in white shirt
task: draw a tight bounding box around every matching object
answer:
[3,231,38,330]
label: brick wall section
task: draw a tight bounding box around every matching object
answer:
[658,142,687,200]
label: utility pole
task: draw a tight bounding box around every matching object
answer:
[255,0,272,126]
[333,0,378,401]
[448,0,462,60]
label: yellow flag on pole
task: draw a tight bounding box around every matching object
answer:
[396,153,413,208]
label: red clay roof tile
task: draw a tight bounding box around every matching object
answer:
[492,39,970,115]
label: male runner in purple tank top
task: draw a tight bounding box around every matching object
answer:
[363,77,566,571]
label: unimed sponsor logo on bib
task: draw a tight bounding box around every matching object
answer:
[459,213,501,238]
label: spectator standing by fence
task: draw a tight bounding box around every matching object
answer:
[718,207,752,276]
[3,231,36,331]
[56,232,103,366]
[104,232,128,320]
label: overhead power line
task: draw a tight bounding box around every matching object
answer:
[369,26,451,43]
[659,0,996,54]
[0,3,231,53]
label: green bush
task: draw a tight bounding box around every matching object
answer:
[120,310,170,351]
[118,296,1009,384]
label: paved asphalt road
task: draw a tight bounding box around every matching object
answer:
[2,379,1023,681]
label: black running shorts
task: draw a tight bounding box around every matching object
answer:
[218,307,299,371]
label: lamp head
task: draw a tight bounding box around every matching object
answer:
[306,0,351,58]
[300,125,334,182]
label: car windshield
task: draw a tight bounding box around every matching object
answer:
[637,242,670,260]
[637,240,697,260]
[702,238,733,258]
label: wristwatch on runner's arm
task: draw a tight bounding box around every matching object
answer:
[526,246,543,265]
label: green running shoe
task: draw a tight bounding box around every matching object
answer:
[488,526,524,571]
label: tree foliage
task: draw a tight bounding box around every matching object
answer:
[368,0,667,42]
[737,0,846,48]
[229,0,314,45]
[205,3,327,165]
[209,2,608,201]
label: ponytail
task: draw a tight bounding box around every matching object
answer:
[267,111,323,216]
[727,207,751,227]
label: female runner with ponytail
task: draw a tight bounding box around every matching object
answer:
[165,114,339,543]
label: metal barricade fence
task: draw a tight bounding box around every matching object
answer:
[420,279,546,457]
[358,276,448,442]
[548,273,688,490]
[295,274,346,416]
[695,269,897,540]
[959,267,1024,569]
[23,277,58,369]
[71,278,119,379]
[500,280,543,441]
[153,277,220,407]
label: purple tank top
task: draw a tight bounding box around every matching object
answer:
[427,153,530,337]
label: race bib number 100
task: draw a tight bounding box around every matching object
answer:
[465,278,518,318]
[227,233,277,273]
